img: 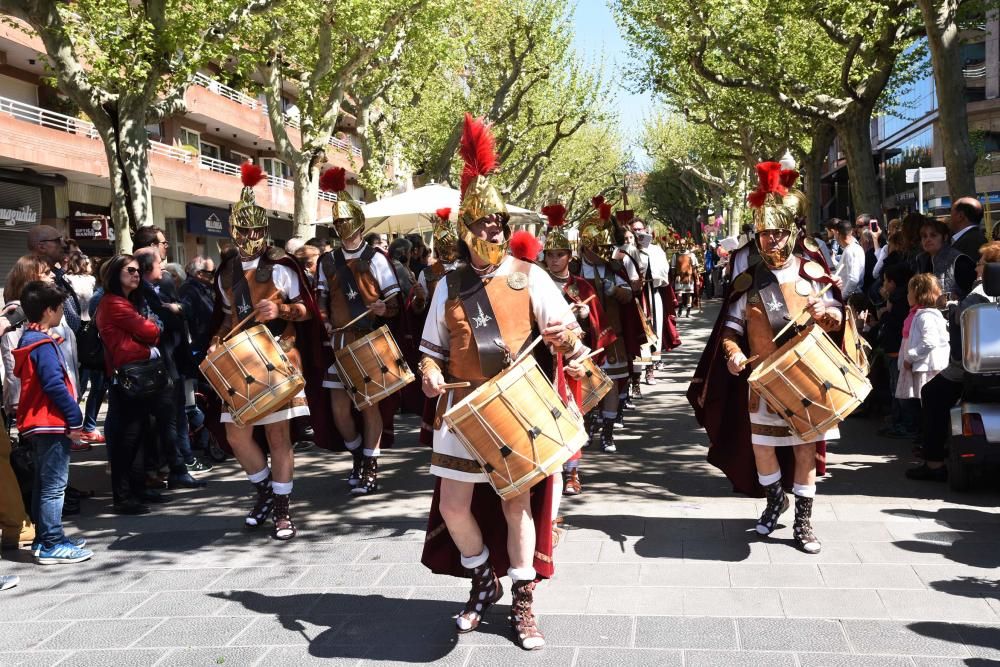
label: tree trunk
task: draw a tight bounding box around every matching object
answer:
[429,119,463,184]
[292,157,321,239]
[918,0,978,199]
[835,111,882,218]
[803,123,836,232]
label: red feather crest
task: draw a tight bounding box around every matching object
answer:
[779,169,799,189]
[616,210,635,225]
[459,113,498,199]
[590,195,605,209]
[541,203,567,227]
[747,161,786,207]
[598,202,612,222]
[320,167,346,193]
[510,230,542,261]
[435,207,452,221]
[240,161,265,188]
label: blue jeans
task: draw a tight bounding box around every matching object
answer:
[24,433,70,549]
[172,381,194,465]
[83,372,107,433]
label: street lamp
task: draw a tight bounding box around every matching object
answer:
[779,150,796,171]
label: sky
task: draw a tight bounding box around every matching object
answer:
[570,0,657,168]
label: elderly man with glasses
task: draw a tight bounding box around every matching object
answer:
[27,226,80,333]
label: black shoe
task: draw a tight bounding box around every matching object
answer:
[168,472,208,489]
[113,499,151,515]
[905,464,947,482]
[348,448,364,488]
[138,490,172,504]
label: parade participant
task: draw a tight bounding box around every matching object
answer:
[674,242,699,317]
[316,167,402,495]
[630,217,679,379]
[209,162,326,540]
[414,208,462,446]
[614,216,651,400]
[577,197,636,451]
[688,162,841,554]
[419,114,587,650]
[541,201,614,496]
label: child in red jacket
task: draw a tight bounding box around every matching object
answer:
[12,281,92,565]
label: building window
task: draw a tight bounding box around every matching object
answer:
[180,127,201,152]
[200,141,221,161]
[230,150,251,165]
[261,157,290,180]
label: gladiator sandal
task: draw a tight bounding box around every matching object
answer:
[793,496,822,554]
[755,480,789,536]
[645,366,656,385]
[348,448,364,488]
[552,519,565,547]
[456,561,503,633]
[601,419,617,453]
[564,468,582,496]
[245,476,274,528]
[271,493,297,541]
[630,378,642,399]
[510,580,545,650]
[587,413,601,440]
[351,457,379,495]
[614,406,625,429]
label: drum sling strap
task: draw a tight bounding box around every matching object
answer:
[230,258,285,338]
[447,265,510,378]
[333,246,377,331]
[751,262,796,348]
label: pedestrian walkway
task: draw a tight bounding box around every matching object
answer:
[1,303,999,666]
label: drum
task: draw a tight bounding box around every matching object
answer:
[579,357,613,414]
[748,324,872,442]
[199,324,305,426]
[637,302,659,349]
[842,305,871,376]
[444,356,588,500]
[334,325,415,410]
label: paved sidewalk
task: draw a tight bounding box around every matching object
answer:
[1,303,999,666]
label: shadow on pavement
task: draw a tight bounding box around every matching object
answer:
[883,507,1000,570]
[908,621,1000,664]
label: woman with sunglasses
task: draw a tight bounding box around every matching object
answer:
[94,254,162,514]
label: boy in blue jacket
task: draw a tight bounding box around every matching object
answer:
[13,281,92,565]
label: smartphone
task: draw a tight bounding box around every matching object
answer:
[870,219,879,233]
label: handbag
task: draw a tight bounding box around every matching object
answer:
[77,320,105,371]
[115,357,168,399]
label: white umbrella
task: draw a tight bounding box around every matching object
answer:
[341,183,541,235]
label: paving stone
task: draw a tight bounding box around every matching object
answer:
[763,542,860,564]
[634,617,738,650]
[0,593,73,622]
[530,584,591,613]
[0,651,67,667]
[465,646,576,666]
[797,653,914,666]
[585,586,682,615]
[201,566,311,590]
[124,569,228,592]
[818,564,924,589]
[530,614,633,647]
[597,537,683,563]
[212,588,328,617]
[841,620,970,657]
[854,542,961,565]
[809,521,894,542]
[157,645,268,666]
[684,650,796,666]
[555,563,642,586]
[956,623,1000,660]
[261,645,366,665]
[376,564,463,588]
[911,564,1000,589]
[738,618,849,653]
[682,539,771,563]
[729,564,824,588]
[575,648,683,666]
[53,649,164,666]
[357,645,471,666]
[638,562,730,587]
[878,589,999,622]
[38,619,161,650]
[41,571,146,595]
[132,616,252,648]
[682,588,783,617]
[549,540,603,563]
[43,592,152,621]
[353,541,424,564]
[127,590,232,618]
[292,564,390,588]
[779,589,889,619]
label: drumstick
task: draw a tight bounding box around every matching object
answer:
[333,301,382,332]
[224,290,280,341]
[771,283,833,343]
[439,381,471,390]
[577,294,597,306]
[737,354,759,370]
[511,335,544,367]
[578,347,605,362]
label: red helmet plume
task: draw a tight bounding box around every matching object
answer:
[542,203,567,227]
[459,114,498,199]
[747,161,786,207]
[510,230,541,261]
[240,161,265,188]
[435,207,452,221]
[320,167,346,193]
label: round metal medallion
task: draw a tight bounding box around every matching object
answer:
[507,271,528,290]
[795,279,813,296]
[565,284,580,299]
[803,237,819,252]
[802,261,825,280]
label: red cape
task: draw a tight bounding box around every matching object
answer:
[658,284,682,351]
[686,257,831,497]
[207,249,338,452]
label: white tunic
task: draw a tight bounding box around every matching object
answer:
[579,258,631,377]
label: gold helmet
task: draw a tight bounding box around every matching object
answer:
[231,162,269,260]
[748,161,805,268]
[578,196,615,261]
[458,114,509,266]
[542,200,571,252]
[432,207,458,262]
[320,167,365,240]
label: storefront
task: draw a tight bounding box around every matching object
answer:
[0,178,47,295]
[68,202,115,267]
[185,203,231,265]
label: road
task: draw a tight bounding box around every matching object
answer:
[1,302,999,666]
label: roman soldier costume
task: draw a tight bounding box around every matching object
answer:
[419,114,586,651]
[210,162,329,540]
[316,167,401,495]
[687,162,842,554]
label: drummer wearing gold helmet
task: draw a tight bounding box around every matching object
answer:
[316,167,402,496]
[412,207,462,314]
[715,162,842,555]
[418,114,588,651]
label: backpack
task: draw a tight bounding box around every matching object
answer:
[77,319,106,372]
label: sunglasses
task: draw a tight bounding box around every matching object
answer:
[125,266,140,275]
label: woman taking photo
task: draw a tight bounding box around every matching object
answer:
[94,254,161,515]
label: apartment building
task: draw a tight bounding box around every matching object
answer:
[0,19,365,281]
[820,16,1000,222]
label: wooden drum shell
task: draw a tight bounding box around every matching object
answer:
[334,325,415,410]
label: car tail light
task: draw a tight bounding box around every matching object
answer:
[962,413,986,437]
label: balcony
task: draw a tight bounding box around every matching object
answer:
[0,96,333,220]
